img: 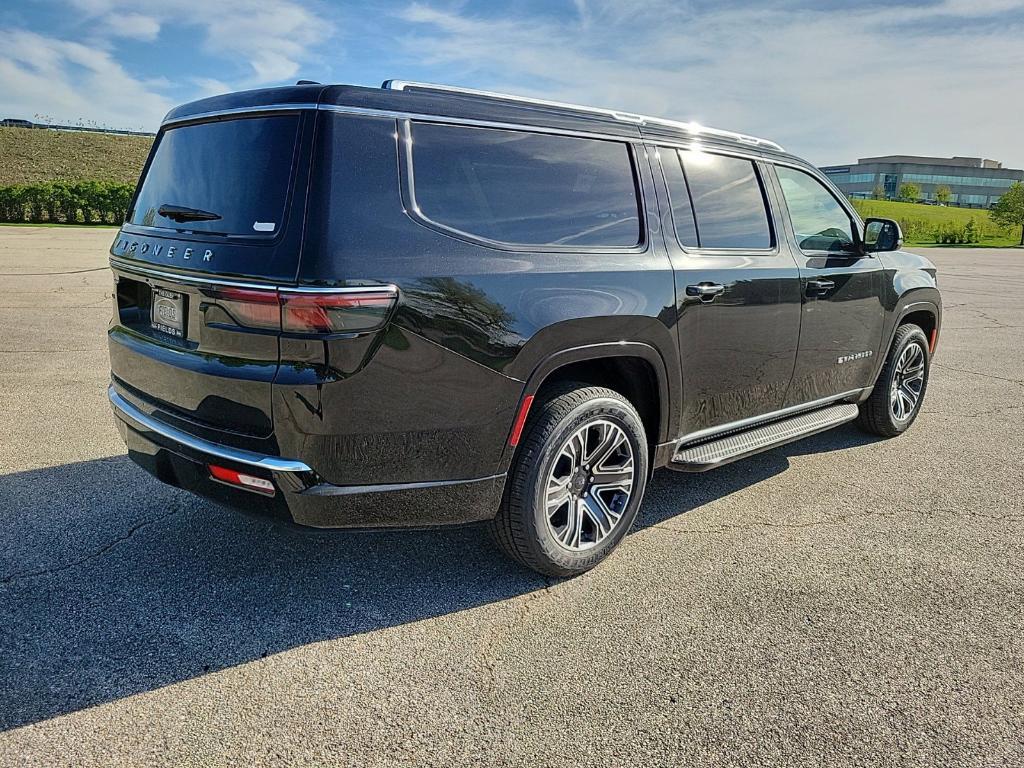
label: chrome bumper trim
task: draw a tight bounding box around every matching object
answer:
[108,385,312,474]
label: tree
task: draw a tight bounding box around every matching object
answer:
[873,183,886,200]
[935,185,952,204]
[990,181,1024,246]
[898,182,921,202]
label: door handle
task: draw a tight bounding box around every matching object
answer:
[806,278,835,296]
[686,282,725,302]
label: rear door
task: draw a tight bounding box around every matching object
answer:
[108,111,314,442]
[653,146,803,436]
[768,164,886,406]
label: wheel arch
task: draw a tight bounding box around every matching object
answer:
[497,342,676,473]
[871,291,942,385]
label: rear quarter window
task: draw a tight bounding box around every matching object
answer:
[407,122,641,249]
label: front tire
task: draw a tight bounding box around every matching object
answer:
[857,324,931,437]
[490,384,649,578]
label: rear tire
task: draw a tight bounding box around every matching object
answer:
[857,324,930,437]
[489,383,649,578]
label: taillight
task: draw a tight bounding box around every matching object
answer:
[210,287,281,330]
[207,286,397,334]
[280,290,397,333]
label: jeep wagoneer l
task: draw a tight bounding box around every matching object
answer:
[108,80,940,576]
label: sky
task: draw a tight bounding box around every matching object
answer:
[2,0,1023,168]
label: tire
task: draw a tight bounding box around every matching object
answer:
[490,383,650,578]
[857,324,931,437]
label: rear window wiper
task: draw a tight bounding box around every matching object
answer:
[157,204,222,223]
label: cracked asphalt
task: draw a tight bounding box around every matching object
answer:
[1,226,1022,767]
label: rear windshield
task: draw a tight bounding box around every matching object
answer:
[129,115,300,237]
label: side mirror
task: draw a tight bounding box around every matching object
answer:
[863,217,903,253]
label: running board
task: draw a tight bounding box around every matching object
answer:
[669,403,860,472]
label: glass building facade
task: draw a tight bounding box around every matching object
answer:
[818,155,1024,208]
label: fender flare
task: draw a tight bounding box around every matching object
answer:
[872,294,942,383]
[498,341,676,469]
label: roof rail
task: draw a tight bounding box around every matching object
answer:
[382,79,784,152]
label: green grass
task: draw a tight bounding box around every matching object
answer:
[0,127,152,186]
[851,199,1022,247]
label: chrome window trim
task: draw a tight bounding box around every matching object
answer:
[676,389,868,447]
[333,104,643,144]
[109,257,398,295]
[109,386,313,473]
[383,79,785,151]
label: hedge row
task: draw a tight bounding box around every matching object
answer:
[0,181,134,225]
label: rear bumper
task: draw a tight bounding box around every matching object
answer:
[109,385,505,528]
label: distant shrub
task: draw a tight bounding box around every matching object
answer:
[934,219,981,244]
[0,180,135,224]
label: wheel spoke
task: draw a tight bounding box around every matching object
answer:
[546,486,572,517]
[590,466,633,488]
[566,499,585,548]
[582,494,617,540]
[587,425,625,469]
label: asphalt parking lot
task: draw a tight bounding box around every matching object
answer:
[0,226,1021,766]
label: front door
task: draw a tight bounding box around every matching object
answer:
[653,146,803,437]
[769,164,886,406]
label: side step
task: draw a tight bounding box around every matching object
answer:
[669,403,860,472]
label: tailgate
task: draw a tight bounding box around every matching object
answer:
[109,262,279,439]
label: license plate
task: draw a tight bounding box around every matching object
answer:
[151,288,185,337]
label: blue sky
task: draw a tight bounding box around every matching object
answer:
[2,0,1023,167]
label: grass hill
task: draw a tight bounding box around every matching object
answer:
[0,127,152,186]
[850,199,1021,247]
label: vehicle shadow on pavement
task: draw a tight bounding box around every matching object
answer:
[638,423,881,528]
[0,425,878,731]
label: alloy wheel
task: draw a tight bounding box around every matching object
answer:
[544,419,635,551]
[890,341,926,421]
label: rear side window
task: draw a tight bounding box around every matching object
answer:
[681,152,772,250]
[129,115,300,237]
[408,122,641,248]
[659,147,699,248]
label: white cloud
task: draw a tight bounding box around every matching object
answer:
[395,0,1024,168]
[191,77,234,99]
[1,0,333,131]
[70,0,333,84]
[0,28,171,130]
[103,12,161,41]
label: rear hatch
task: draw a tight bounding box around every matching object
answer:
[109,109,315,446]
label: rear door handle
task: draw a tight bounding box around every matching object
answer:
[806,278,835,296]
[686,282,725,302]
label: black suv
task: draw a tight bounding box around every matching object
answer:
[108,80,941,576]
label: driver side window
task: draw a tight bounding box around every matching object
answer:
[776,166,856,252]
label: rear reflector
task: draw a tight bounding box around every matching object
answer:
[206,286,397,334]
[509,394,535,447]
[929,327,938,353]
[209,464,276,495]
